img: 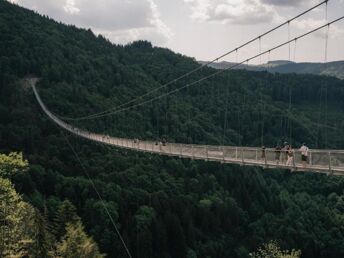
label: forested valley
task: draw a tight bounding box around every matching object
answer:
[1,1,344,257]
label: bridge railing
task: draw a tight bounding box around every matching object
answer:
[91,136,344,173]
[32,83,344,175]
[54,125,344,174]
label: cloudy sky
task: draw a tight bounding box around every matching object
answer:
[9,0,344,64]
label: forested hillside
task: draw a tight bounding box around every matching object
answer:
[1,1,344,257]
[199,60,344,80]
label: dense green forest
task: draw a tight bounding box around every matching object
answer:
[0,152,104,257]
[1,1,344,257]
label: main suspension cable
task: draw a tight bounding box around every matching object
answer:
[59,16,344,121]
[59,0,329,121]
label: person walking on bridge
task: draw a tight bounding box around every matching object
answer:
[282,142,289,164]
[261,146,266,160]
[275,145,281,164]
[286,145,294,166]
[299,143,309,167]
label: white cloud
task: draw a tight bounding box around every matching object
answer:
[11,0,172,45]
[260,0,318,7]
[184,0,277,25]
[64,0,79,15]
[147,0,173,40]
[292,18,344,39]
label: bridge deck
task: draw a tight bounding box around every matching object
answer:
[31,82,344,176]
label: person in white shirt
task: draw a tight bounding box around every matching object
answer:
[286,145,294,166]
[299,143,309,167]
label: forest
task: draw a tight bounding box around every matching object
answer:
[1,1,344,257]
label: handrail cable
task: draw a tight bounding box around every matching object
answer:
[56,16,344,121]
[59,0,329,121]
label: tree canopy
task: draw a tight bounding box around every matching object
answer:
[1,1,344,257]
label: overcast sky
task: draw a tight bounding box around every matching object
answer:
[9,0,344,64]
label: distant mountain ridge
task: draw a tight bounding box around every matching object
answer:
[198,60,344,79]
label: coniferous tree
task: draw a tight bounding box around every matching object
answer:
[52,199,80,241]
[55,221,105,258]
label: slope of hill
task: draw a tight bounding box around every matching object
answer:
[1,1,344,258]
[200,60,344,79]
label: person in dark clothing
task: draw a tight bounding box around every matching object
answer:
[261,146,266,160]
[162,137,166,146]
[282,142,289,164]
[275,145,281,164]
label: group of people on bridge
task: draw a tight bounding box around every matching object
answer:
[262,142,309,167]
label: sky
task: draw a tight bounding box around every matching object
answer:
[8,0,344,64]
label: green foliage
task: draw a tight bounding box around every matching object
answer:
[250,240,301,258]
[55,221,105,258]
[134,205,156,230]
[53,200,81,241]
[0,152,28,178]
[0,150,103,257]
[1,1,344,258]
[0,177,38,257]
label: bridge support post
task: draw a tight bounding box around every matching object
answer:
[264,152,267,168]
[222,146,225,163]
[292,152,296,171]
[328,152,333,175]
[241,148,244,165]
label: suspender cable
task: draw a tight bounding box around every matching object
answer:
[259,36,262,65]
[288,22,290,61]
[261,50,272,146]
[287,21,293,145]
[58,16,344,121]
[316,87,323,148]
[319,2,329,148]
[324,24,330,148]
[59,1,330,122]
[325,2,329,148]
[222,72,229,146]
[293,39,297,63]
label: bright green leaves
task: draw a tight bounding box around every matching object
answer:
[0,152,28,178]
[55,221,105,258]
[0,177,36,257]
[250,240,301,258]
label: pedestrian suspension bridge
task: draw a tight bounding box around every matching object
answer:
[32,81,344,176]
[30,1,344,177]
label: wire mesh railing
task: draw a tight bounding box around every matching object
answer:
[32,83,344,175]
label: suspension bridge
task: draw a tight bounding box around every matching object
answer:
[31,80,344,176]
[29,1,344,178]
[27,2,344,257]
